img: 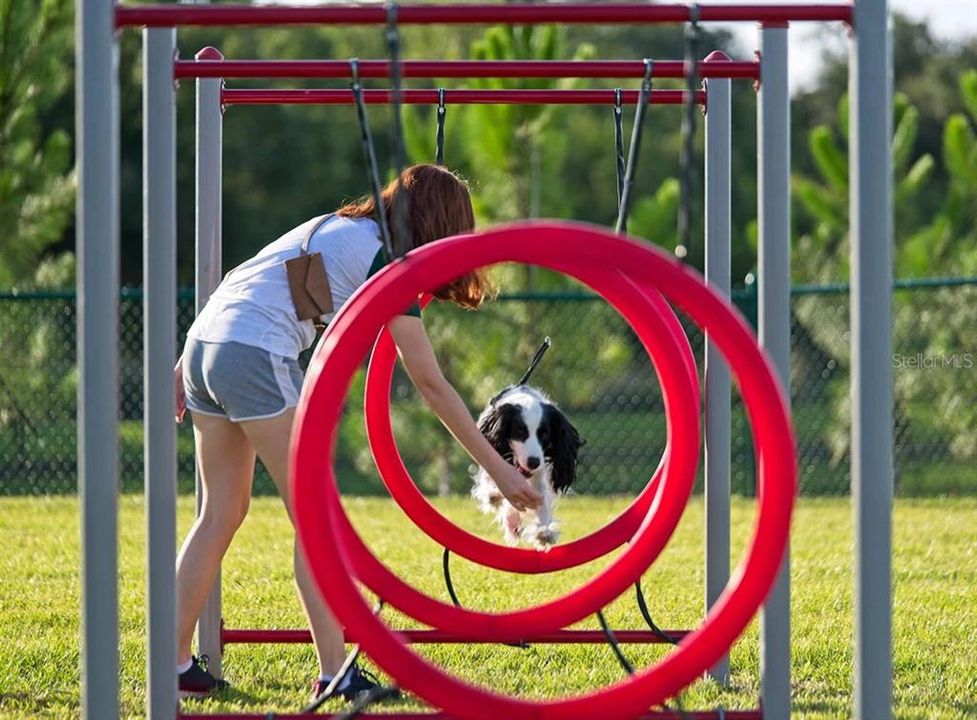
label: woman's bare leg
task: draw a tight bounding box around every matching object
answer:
[240,409,346,676]
[176,412,256,665]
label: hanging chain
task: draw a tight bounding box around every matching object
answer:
[677,3,702,258]
[435,88,446,165]
[613,87,625,207]
[385,3,411,257]
[615,59,654,234]
[350,58,394,260]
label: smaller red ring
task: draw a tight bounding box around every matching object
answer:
[364,270,699,573]
[309,253,701,638]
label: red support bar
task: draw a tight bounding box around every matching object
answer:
[176,59,760,81]
[221,627,689,645]
[221,88,706,106]
[117,3,852,28]
[179,712,763,719]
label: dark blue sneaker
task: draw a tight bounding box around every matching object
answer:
[309,664,399,703]
[340,665,393,701]
[178,655,228,697]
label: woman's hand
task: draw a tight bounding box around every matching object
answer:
[488,461,542,512]
[174,357,186,424]
[388,316,542,511]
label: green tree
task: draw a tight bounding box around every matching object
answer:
[0,0,75,288]
[792,75,977,483]
[792,92,934,285]
[902,70,977,275]
[791,91,933,480]
[424,24,595,223]
[890,71,977,475]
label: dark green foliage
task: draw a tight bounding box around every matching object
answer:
[0,0,75,287]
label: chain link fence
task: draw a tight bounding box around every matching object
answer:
[1,277,974,497]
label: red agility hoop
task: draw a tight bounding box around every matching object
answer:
[297,240,701,638]
[292,221,795,718]
[363,269,699,574]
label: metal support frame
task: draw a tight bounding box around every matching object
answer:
[77,1,119,717]
[75,3,890,716]
[221,88,706,106]
[175,58,761,80]
[850,1,893,718]
[758,24,791,720]
[194,46,227,678]
[704,50,732,687]
[221,627,688,645]
[179,711,764,720]
[116,3,854,27]
[144,27,178,719]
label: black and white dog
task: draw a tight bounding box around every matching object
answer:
[472,385,585,548]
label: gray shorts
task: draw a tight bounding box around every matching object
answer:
[183,338,304,422]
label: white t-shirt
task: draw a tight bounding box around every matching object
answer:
[187,214,386,358]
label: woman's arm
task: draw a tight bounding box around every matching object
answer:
[388,316,541,512]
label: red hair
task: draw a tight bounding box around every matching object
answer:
[337,164,493,310]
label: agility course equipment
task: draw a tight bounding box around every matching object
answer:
[187,39,736,694]
[292,221,795,718]
[76,2,893,719]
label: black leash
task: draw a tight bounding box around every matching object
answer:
[635,579,679,645]
[441,548,530,649]
[437,338,552,648]
[441,546,463,608]
[518,336,551,386]
[596,610,635,676]
[677,3,702,258]
[615,58,654,235]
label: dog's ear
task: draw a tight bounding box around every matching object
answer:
[544,404,585,492]
[477,402,515,460]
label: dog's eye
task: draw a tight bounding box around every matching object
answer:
[538,429,549,441]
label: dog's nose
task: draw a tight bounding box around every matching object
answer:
[527,456,541,470]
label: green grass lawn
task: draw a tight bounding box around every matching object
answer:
[1,495,975,719]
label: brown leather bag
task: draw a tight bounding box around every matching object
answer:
[285,215,334,330]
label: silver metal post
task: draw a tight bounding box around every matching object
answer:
[144,27,178,719]
[850,2,893,718]
[76,1,119,717]
[194,46,225,676]
[704,51,732,686]
[758,23,792,720]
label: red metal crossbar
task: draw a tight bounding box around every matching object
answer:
[180,712,763,719]
[117,3,852,28]
[221,627,689,646]
[176,59,760,81]
[221,88,706,106]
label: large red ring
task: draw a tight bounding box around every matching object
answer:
[292,221,795,717]
[363,268,699,573]
[298,241,701,637]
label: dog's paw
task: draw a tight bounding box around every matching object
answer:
[503,523,523,545]
[502,507,523,545]
[529,523,560,549]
